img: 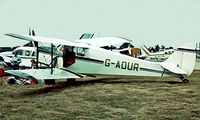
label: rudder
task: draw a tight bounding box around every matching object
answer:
[161,43,196,76]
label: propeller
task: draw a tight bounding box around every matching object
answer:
[28,28,36,36]
[32,30,35,36]
[28,28,39,68]
[29,28,31,36]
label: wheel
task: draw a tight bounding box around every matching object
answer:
[44,79,55,85]
[67,78,76,84]
[182,79,189,83]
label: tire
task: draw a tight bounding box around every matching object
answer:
[44,79,55,85]
[67,78,76,84]
[182,79,189,83]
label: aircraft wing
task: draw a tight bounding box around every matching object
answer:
[5,68,83,80]
[5,33,90,48]
[77,37,131,47]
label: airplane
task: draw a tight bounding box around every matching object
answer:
[139,45,174,61]
[0,28,36,53]
[0,46,36,68]
[0,29,38,68]
[4,33,196,84]
[0,45,38,68]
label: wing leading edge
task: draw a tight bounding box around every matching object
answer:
[5,33,90,48]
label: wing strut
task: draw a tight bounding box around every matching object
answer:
[51,43,53,74]
[35,41,39,69]
[161,69,166,77]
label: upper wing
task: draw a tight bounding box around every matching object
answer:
[5,68,83,80]
[5,33,90,48]
[76,37,131,47]
[6,33,132,48]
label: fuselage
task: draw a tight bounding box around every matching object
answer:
[40,46,176,77]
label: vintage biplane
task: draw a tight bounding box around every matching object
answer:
[4,33,196,83]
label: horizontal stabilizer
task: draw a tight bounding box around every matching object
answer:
[5,68,83,80]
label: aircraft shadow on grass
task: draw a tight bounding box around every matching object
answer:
[19,78,183,97]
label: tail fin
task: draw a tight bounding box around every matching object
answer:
[161,43,196,76]
[141,45,151,56]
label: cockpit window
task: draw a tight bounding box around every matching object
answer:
[32,51,36,56]
[16,50,23,55]
[101,42,134,50]
[101,46,116,50]
[25,50,31,56]
[120,42,134,49]
[74,47,85,56]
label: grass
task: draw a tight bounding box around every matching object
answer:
[0,71,200,120]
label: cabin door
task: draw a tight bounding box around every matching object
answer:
[63,46,75,67]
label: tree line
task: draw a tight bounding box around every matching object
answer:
[147,45,173,53]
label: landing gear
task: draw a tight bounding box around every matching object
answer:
[44,79,55,85]
[67,78,76,84]
[179,75,189,83]
[182,79,189,83]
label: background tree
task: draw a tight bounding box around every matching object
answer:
[155,45,160,52]
[161,45,165,49]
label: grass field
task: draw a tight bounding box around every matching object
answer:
[0,71,200,120]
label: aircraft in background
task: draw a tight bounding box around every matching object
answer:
[4,33,196,83]
[0,38,34,53]
[139,44,200,71]
[139,45,174,61]
[0,29,38,68]
[0,46,36,68]
[0,28,36,53]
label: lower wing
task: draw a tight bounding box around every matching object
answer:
[5,68,83,80]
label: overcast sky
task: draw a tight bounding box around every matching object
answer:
[0,0,200,48]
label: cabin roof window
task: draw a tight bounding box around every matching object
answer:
[25,50,31,56]
[101,42,134,50]
[74,47,85,56]
[32,51,36,56]
[16,50,24,55]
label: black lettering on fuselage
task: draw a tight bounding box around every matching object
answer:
[116,61,120,68]
[127,62,133,70]
[105,59,110,67]
[134,63,139,71]
[121,61,127,69]
[105,59,139,71]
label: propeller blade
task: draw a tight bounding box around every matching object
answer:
[32,30,36,36]
[29,28,31,36]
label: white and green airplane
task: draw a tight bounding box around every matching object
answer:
[4,33,196,83]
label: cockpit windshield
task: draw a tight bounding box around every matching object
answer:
[101,42,134,50]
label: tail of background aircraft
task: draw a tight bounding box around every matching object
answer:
[141,45,152,56]
[161,43,196,76]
